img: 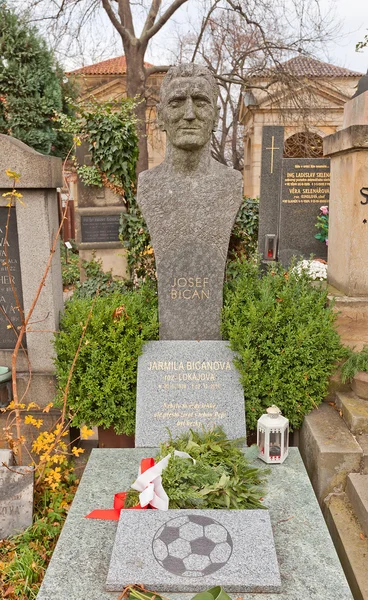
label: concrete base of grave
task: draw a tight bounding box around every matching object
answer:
[36,447,353,600]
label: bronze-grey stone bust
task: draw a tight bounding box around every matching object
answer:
[137,64,243,340]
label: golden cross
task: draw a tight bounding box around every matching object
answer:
[266,136,280,174]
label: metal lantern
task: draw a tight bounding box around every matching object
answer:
[257,405,289,464]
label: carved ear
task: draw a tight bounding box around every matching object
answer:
[157,103,166,131]
[212,104,220,132]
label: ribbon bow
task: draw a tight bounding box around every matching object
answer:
[86,452,194,520]
[131,450,195,511]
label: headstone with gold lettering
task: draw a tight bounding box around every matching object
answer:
[135,341,246,447]
[258,126,330,265]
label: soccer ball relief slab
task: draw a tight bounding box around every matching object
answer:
[105,509,281,593]
[135,341,246,447]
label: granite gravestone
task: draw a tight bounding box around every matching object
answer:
[0,467,34,539]
[258,126,284,260]
[258,126,330,265]
[134,64,246,444]
[0,207,26,349]
[135,341,246,447]
[106,510,281,593]
[137,64,243,341]
[0,135,63,454]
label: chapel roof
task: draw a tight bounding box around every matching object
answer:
[67,55,153,76]
[259,55,362,78]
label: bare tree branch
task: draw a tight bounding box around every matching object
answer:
[141,0,188,44]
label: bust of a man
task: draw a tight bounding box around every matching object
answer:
[137,64,243,340]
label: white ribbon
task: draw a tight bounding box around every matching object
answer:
[131,451,195,511]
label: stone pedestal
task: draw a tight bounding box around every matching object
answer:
[324,92,368,297]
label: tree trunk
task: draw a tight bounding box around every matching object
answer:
[125,47,149,175]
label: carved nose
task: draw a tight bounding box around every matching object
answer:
[183,98,195,120]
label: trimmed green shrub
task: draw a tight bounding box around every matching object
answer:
[54,285,158,435]
[222,258,345,431]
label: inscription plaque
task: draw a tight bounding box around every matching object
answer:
[278,158,329,264]
[0,207,26,349]
[135,340,246,447]
[80,214,120,243]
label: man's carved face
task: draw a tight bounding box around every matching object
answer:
[159,77,218,150]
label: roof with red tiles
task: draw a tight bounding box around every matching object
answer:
[67,55,153,76]
[259,55,362,78]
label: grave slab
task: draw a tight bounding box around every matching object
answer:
[135,341,246,447]
[36,448,353,600]
[106,509,280,593]
[0,466,34,539]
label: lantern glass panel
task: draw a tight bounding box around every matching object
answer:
[259,428,265,456]
[269,430,281,458]
[284,426,289,454]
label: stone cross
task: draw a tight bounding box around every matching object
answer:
[137,64,243,340]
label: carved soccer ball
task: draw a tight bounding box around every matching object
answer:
[152,514,233,577]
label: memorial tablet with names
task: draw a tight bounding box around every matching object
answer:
[135,340,246,447]
[80,214,120,243]
[278,158,330,265]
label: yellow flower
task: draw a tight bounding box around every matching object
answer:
[27,402,40,411]
[72,447,85,457]
[43,402,54,413]
[80,425,94,440]
[24,415,43,429]
[5,169,21,181]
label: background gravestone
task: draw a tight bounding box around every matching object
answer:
[75,142,128,280]
[0,467,34,539]
[258,126,284,260]
[258,126,330,265]
[278,158,329,265]
[324,89,368,296]
[135,341,246,447]
[0,135,63,448]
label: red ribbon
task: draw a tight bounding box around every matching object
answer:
[85,458,155,520]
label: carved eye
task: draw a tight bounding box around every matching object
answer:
[169,100,183,108]
[195,100,208,107]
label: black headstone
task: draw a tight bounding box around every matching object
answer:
[258,127,330,265]
[0,207,26,349]
[278,158,329,265]
[258,126,284,259]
